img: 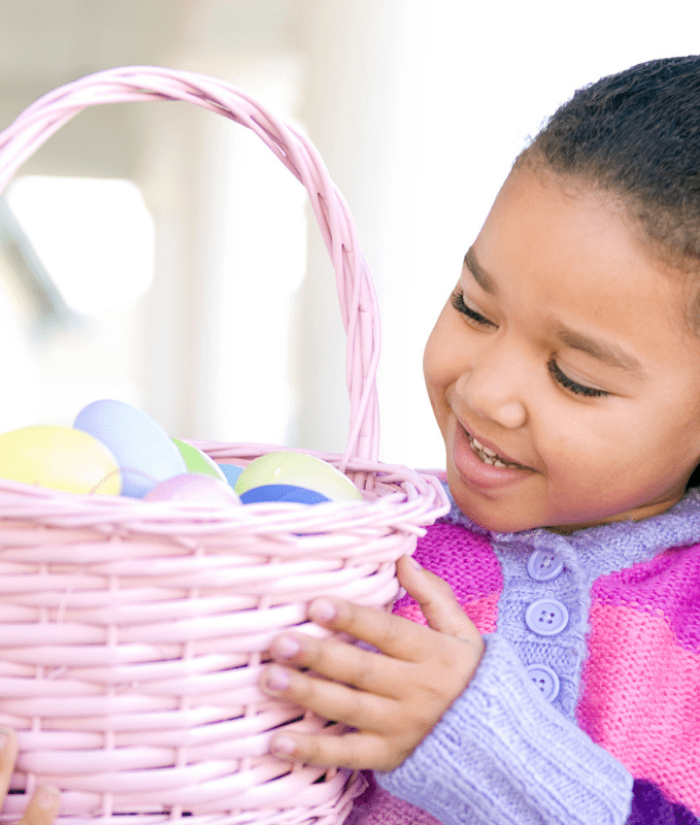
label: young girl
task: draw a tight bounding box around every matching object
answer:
[259,56,700,824]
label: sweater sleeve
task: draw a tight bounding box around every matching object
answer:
[374,633,634,825]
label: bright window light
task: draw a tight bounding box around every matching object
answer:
[6,176,155,315]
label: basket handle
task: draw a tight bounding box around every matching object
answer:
[0,66,381,468]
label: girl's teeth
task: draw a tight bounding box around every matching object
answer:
[472,436,497,457]
[468,434,518,468]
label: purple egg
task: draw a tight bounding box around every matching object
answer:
[74,399,187,498]
[144,474,241,505]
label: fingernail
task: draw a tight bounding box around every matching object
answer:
[272,635,300,659]
[36,786,60,810]
[409,557,422,570]
[264,665,290,692]
[0,727,10,750]
[271,735,296,756]
[309,598,336,622]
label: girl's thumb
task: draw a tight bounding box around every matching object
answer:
[396,555,481,645]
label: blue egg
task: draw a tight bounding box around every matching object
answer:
[239,484,331,505]
[74,399,187,498]
[217,463,245,488]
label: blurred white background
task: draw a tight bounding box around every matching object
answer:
[0,0,698,469]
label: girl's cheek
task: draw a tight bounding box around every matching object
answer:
[423,331,451,389]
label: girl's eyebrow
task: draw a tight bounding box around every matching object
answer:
[464,247,498,294]
[554,327,647,377]
[463,247,646,377]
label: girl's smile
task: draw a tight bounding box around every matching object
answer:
[424,165,700,533]
[452,423,532,490]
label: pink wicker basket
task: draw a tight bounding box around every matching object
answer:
[0,66,449,825]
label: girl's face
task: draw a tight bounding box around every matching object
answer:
[424,166,700,533]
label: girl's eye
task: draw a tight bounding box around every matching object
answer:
[451,290,494,327]
[547,358,609,398]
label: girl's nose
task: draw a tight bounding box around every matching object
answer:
[457,345,528,429]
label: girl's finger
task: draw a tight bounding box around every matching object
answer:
[269,729,395,771]
[304,595,442,663]
[0,728,18,802]
[268,630,402,696]
[396,555,483,646]
[260,662,394,731]
[18,786,60,825]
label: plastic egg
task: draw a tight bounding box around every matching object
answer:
[172,438,227,482]
[74,399,187,498]
[0,425,121,495]
[144,473,241,505]
[234,451,362,502]
[217,463,245,488]
[239,484,331,505]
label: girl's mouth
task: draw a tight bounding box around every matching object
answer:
[467,432,521,469]
[452,424,530,492]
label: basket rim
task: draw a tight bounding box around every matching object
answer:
[0,442,449,536]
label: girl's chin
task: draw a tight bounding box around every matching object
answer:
[446,471,540,533]
[449,477,675,534]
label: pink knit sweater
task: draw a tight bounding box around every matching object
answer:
[349,482,700,825]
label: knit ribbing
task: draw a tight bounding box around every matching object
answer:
[376,635,633,825]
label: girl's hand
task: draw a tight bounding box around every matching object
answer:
[260,556,484,772]
[0,728,59,825]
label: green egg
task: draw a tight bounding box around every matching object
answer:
[172,438,227,482]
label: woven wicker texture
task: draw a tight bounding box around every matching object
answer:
[0,66,449,825]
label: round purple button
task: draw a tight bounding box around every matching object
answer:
[526,663,560,702]
[527,550,564,582]
[525,598,569,636]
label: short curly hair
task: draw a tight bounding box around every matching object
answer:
[518,56,700,273]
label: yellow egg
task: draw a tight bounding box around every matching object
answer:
[0,425,122,495]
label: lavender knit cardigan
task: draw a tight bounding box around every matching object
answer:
[349,481,700,825]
